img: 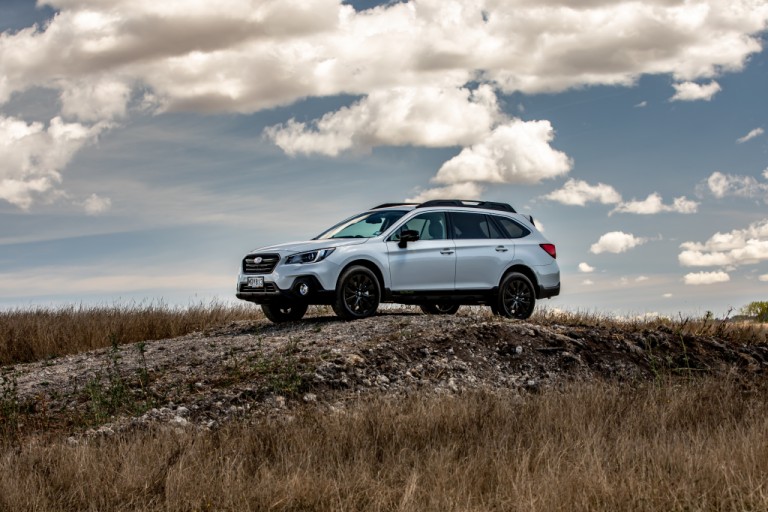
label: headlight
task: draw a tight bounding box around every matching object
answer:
[285,248,335,264]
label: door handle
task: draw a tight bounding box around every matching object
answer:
[440,249,455,255]
[495,246,508,252]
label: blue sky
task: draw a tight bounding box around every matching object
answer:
[1,0,767,316]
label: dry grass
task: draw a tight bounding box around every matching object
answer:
[1,377,767,511]
[0,301,263,365]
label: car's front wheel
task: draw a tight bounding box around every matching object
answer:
[420,303,461,315]
[333,265,380,320]
[261,302,308,323]
[495,272,536,320]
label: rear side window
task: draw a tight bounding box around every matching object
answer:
[494,216,530,239]
[451,212,504,239]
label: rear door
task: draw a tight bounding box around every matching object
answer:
[450,212,513,290]
[386,212,456,291]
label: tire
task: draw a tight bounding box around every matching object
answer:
[332,265,380,320]
[261,302,308,323]
[420,303,461,315]
[496,272,536,320]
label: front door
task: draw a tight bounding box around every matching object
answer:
[386,212,455,291]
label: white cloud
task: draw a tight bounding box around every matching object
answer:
[736,127,764,144]
[759,274,768,282]
[663,293,673,298]
[265,85,501,156]
[763,168,768,180]
[431,120,572,186]
[683,271,730,285]
[669,81,722,102]
[679,219,768,267]
[611,193,698,215]
[59,77,132,122]
[582,279,594,286]
[0,116,110,208]
[635,276,649,282]
[634,101,647,108]
[1,0,767,209]
[590,231,647,254]
[542,179,621,206]
[81,193,112,215]
[705,171,768,199]
[406,182,483,203]
[578,262,595,273]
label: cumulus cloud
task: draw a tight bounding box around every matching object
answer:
[0,116,110,208]
[705,171,768,200]
[265,85,501,156]
[759,274,768,282]
[669,81,722,102]
[81,193,112,215]
[611,193,699,215]
[1,0,767,208]
[578,262,595,273]
[542,179,621,206]
[679,219,768,267]
[737,127,765,144]
[406,182,483,203]
[590,231,647,254]
[683,271,730,285]
[430,120,572,188]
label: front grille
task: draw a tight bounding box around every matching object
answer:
[240,282,277,293]
[243,253,280,274]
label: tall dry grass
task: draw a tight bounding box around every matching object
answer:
[1,377,767,511]
[0,301,263,365]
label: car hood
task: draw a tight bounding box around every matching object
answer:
[249,238,368,254]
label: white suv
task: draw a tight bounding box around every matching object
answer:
[236,200,560,323]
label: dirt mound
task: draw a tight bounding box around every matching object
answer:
[4,311,767,438]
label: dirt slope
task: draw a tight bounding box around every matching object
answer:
[4,310,768,437]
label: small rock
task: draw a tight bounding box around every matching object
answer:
[170,416,188,427]
[303,393,317,403]
[176,406,189,416]
[515,346,523,354]
[376,375,390,385]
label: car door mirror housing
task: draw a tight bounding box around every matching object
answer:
[398,229,420,248]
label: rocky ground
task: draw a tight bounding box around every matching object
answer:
[4,308,768,439]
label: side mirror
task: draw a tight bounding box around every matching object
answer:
[398,229,420,248]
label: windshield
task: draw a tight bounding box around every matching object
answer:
[314,210,408,240]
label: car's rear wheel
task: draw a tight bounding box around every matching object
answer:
[420,303,461,315]
[261,302,308,323]
[496,272,535,320]
[332,265,380,320]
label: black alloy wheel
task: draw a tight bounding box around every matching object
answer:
[496,272,536,320]
[333,265,381,320]
[261,302,309,323]
[420,303,461,315]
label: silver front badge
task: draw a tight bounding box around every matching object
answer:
[254,257,263,264]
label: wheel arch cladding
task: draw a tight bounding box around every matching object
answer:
[340,259,385,291]
[503,265,538,293]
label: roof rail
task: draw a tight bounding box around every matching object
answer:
[415,199,516,213]
[371,202,418,209]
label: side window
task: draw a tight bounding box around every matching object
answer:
[451,212,492,240]
[391,212,447,241]
[495,216,530,239]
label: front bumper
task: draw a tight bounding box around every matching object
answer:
[236,274,335,304]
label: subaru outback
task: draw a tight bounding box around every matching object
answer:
[236,199,560,323]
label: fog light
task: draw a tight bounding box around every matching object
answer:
[298,283,310,296]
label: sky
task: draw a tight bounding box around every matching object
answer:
[0,0,767,317]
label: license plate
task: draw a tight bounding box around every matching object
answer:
[247,276,264,289]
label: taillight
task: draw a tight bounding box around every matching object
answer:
[540,243,556,259]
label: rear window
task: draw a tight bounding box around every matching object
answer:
[494,216,530,239]
[451,212,504,240]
